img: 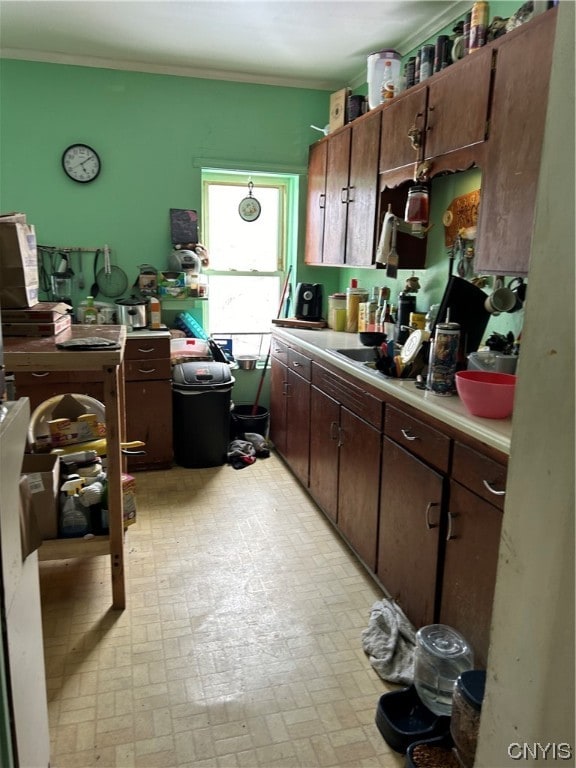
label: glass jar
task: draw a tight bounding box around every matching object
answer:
[328,293,347,331]
[451,670,487,768]
[414,624,474,716]
[404,185,429,224]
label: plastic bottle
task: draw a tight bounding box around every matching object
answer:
[83,295,98,324]
[59,476,90,537]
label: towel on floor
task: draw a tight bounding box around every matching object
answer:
[361,598,416,685]
[227,439,256,469]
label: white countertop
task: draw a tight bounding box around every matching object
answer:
[272,326,512,456]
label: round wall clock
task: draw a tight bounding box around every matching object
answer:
[62,143,101,183]
[238,181,261,222]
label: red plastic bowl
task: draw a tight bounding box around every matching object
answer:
[455,370,517,419]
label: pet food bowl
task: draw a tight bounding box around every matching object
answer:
[406,733,457,768]
[455,370,517,419]
[375,685,450,754]
[236,355,259,370]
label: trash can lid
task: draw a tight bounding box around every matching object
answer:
[173,361,234,389]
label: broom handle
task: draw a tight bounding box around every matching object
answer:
[251,265,293,415]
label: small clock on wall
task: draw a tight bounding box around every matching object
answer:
[61,143,101,183]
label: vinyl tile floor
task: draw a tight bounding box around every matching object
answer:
[39,454,404,768]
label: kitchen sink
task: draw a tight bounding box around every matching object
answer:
[327,347,380,364]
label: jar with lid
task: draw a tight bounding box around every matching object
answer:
[345,279,368,333]
[328,293,347,332]
[451,670,486,768]
[413,624,474,716]
[426,321,461,396]
[405,185,429,225]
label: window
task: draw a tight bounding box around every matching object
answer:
[202,169,297,357]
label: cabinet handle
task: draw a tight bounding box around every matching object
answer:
[400,428,418,441]
[330,421,339,440]
[137,367,157,374]
[446,512,458,541]
[482,479,506,496]
[341,187,349,204]
[337,425,344,448]
[292,361,301,368]
[282,381,289,396]
[137,347,155,354]
[348,185,355,203]
[319,193,326,210]
[31,371,50,378]
[425,501,440,530]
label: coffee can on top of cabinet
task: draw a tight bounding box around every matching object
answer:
[470,1,489,52]
[419,44,435,82]
[426,321,461,395]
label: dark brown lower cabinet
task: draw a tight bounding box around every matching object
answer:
[284,367,311,487]
[309,386,339,522]
[377,437,444,629]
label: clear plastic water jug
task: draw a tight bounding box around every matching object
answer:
[367,50,401,109]
[414,624,474,716]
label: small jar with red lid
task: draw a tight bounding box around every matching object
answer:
[404,185,429,225]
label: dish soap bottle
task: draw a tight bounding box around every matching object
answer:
[84,295,98,324]
[59,476,90,537]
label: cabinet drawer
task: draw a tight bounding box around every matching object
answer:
[312,363,383,429]
[452,442,508,511]
[271,337,288,362]
[385,405,450,473]
[15,370,71,386]
[287,348,311,381]
[124,337,170,360]
[125,358,172,381]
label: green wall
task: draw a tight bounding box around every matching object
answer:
[0,59,329,309]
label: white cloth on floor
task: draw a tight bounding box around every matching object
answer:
[361,598,416,685]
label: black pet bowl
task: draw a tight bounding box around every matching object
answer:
[359,331,387,347]
[406,733,457,768]
[375,685,450,754]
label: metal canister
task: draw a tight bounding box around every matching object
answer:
[469,1,489,52]
[419,45,435,82]
[426,322,461,396]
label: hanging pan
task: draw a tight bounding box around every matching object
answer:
[96,245,128,298]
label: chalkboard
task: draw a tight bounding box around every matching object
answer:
[170,209,198,245]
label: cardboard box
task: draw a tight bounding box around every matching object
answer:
[102,473,137,529]
[2,313,72,337]
[158,271,187,299]
[1,301,72,323]
[0,213,39,308]
[21,453,61,540]
[329,87,350,133]
[48,413,105,447]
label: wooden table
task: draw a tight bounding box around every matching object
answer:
[4,325,128,609]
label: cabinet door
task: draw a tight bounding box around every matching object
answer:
[323,128,351,264]
[424,47,493,160]
[125,379,173,470]
[269,359,287,456]
[285,369,310,487]
[379,87,427,174]
[304,141,327,265]
[439,481,503,667]
[378,437,443,629]
[338,407,381,571]
[309,386,340,522]
[474,9,557,274]
[345,111,381,266]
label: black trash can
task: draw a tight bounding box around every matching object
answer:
[172,362,235,468]
[231,404,269,438]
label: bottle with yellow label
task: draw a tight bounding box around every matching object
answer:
[83,296,98,324]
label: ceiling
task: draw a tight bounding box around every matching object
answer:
[0,1,468,90]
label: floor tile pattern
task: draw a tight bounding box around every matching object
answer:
[40,455,404,767]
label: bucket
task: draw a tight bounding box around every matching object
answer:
[231,404,269,437]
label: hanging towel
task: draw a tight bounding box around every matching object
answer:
[361,598,416,685]
[376,209,396,265]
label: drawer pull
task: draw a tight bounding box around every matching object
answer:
[400,428,418,441]
[31,371,50,378]
[425,501,440,530]
[446,512,458,541]
[137,347,155,354]
[482,479,506,496]
[138,367,157,375]
[292,361,301,368]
